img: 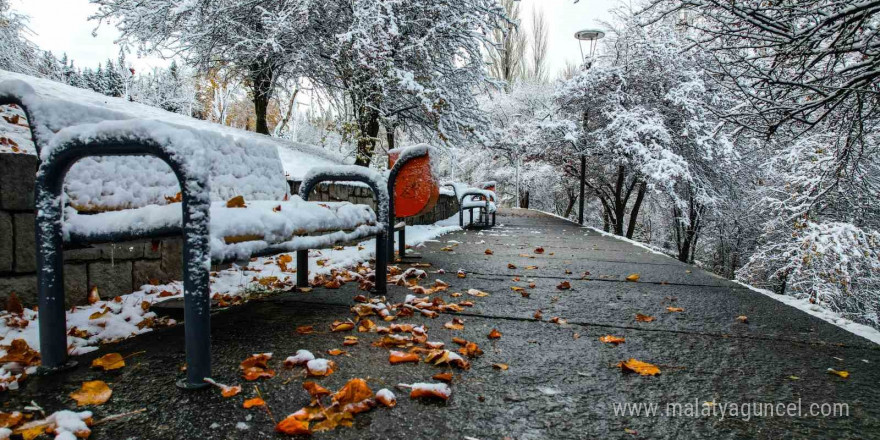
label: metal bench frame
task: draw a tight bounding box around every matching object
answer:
[386,146,434,260]
[443,183,496,229]
[28,124,388,390]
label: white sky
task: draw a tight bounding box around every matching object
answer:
[15,0,617,77]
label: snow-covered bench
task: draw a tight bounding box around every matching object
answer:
[443,182,497,229]
[1,78,389,390]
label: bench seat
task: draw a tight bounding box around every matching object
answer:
[63,198,379,262]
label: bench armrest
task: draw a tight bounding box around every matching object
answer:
[299,165,389,232]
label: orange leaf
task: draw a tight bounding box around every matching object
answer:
[666,307,684,313]
[243,397,266,408]
[273,205,282,212]
[507,263,517,269]
[389,350,420,364]
[534,247,544,254]
[221,385,242,398]
[626,273,640,282]
[0,339,40,366]
[556,281,571,290]
[276,414,311,435]
[376,389,397,408]
[533,309,543,320]
[409,383,451,401]
[493,363,509,370]
[618,358,660,376]
[327,349,346,356]
[458,342,483,358]
[0,411,23,429]
[331,320,355,332]
[87,286,100,305]
[487,328,502,339]
[332,378,373,407]
[296,325,315,335]
[599,335,626,345]
[6,292,23,315]
[69,380,112,406]
[432,372,453,383]
[91,353,125,371]
[357,319,376,332]
[343,336,359,346]
[226,195,246,208]
[457,270,467,278]
[485,249,494,255]
[240,353,275,381]
[635,313,655,322]
[444,318,465,330]
[303,381,331,398]
[305,359,336,377]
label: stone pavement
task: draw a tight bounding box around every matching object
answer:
[6,209,879,439]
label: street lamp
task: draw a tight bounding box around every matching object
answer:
[573,28,604,226]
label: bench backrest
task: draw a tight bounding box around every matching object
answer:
[0,72,309,211]
[388,146,439,218]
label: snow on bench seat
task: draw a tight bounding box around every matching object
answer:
[64,198,379,262]
[0,71,343,211]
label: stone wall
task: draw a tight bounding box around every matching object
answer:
[0,155,459,308]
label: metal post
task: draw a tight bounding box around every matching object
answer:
[296,250,309,287]
[398,227,406,259]
[578,154,586,225]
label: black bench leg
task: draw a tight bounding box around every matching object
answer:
[35,191,71,372]
[375,233,387,295]
[492,212,496,227]
[469,208,473,225]
[296,250,309,288]
[398,227,406,259]
[459,207,464,227]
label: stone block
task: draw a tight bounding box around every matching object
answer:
[0,274,37,307]
[160,238,184,281]
[0,153,38,210]
[99,242,144,260]
[133,260,172,289]
[63,246,102,262]
[144,240,162,259]
[64,263,89,307]
[0,211,12,272]
[88,260,133,297]
[13,213,35,273]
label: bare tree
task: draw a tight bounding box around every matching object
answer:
[529,6,549,82]
[488,0,527,89]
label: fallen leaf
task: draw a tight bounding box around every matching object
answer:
[525,265,538,270]
[533,309,543,320]
[534,247,544,254]
[357,319,376,332]
[635,313,655,322]
[87,286,100,304]
[0,411,23,429]
[331,320,355,332]
[0,339,40,366]
[273,205,282,212]
[599,335,626,345]
[343,336,359,346]
[408,383,451,400]
[467,288,489,297]
[305,359,336,377]
[226,195,246,208]
[626,274,640,282]
[432,372,453,383]
[487,329,502,339]
[556,281,571,290]
[6,292,23,314]
[70,380,112,406]
[389,350,420,364]
[303,381,331,400]
[240,353,275,381]
[618,358,660,376]
[296,325,315,335]
[827,369,850,378]
[493,363,509,370]
[376,389,396,408]
[666,307,684,313]
[735,315,749,323]
[243,397,266,408]
[91,353,125,371]
[457,270,467,278]
[204,378,242,397]
[333,378,373,407]
[444,318,465,330]
[276,414,311,435]
[485,249,494,255]
[327,349,346,356]
[508,263,517,269]
[425,350,470,369]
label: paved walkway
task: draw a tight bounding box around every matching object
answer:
[9,209,880,439]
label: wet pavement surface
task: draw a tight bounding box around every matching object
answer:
[4,208,879,439]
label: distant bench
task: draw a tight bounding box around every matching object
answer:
[443,181,497,229]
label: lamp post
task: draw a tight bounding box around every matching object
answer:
[574,28,604,226]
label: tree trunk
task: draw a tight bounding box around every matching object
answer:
[250,63,275,135]
[521,190,530,209]
[386,126,395,152]
[626,182,646,239]
[355,109,381,167]
[563,194,577,218]
[613,166,626,236]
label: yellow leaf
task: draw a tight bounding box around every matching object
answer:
[91,353,125,371]
[626,274,640,282]
[666,307,684,313]
[617,358,660,376]
[827,368,849,378]
[599,335,626,345]
[493,363,509,370]
[70,380,112,406]
[226,195,246,208]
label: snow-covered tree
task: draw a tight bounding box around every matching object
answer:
[91,0,313,134]
[0,0,39,74]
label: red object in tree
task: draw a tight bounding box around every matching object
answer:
[388,151,439,218]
